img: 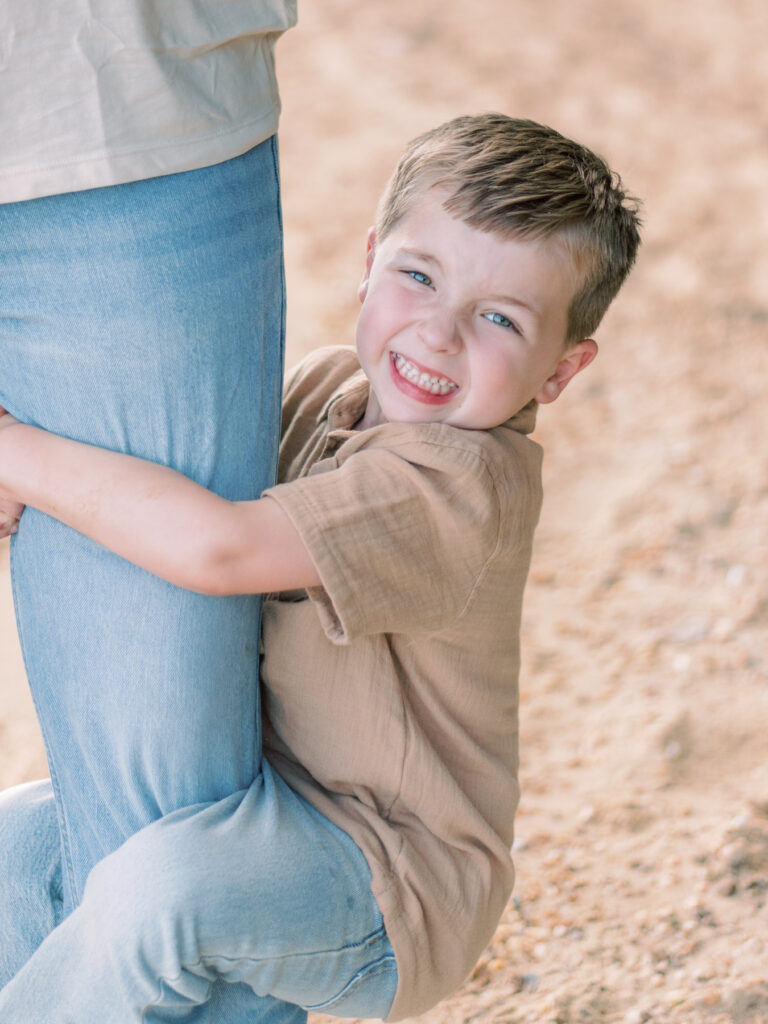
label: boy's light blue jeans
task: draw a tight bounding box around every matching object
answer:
[0,142,396,1020]
[0,770,398,1022]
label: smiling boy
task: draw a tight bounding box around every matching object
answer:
[356,190,595,432]
[0,115,640,1023]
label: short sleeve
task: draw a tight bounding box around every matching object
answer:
[264,438,504,643]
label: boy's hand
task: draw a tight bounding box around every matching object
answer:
[0,406,18,429]
[0,514,20,538]
[0,406,25,536]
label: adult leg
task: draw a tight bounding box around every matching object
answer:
[0,763,398,1023]
[0,139,281,903]
[0,140,299,1021]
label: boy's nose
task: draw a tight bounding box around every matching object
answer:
[419,312,461,354]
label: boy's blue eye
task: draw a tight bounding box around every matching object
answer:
[485,311,517,331]
[407,270,432,287]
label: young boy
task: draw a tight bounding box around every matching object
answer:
[0,114,640,1022]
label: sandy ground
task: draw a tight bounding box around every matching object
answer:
[2,2,767,1022]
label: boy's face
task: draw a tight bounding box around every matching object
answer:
[355,190,597,431]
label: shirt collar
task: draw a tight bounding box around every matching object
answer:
[501,399,538,436]
[318,369,371,431]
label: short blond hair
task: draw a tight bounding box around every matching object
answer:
[375,114,641,344]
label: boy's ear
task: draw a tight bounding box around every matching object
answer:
[358,227,377,302]
[535,339,598,405]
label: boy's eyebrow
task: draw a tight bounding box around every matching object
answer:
[396,246,441,267]
[487,292,539,315]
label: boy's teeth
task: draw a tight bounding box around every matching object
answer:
[394,354,457,395]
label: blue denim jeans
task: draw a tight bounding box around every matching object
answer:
[0,141,324,1022]
[0,771,398,1022]
[0,139,286,906]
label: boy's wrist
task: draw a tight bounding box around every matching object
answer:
[0,419,40,496]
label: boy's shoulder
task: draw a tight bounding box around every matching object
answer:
[340,414,543,508]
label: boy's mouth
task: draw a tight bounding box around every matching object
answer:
[391,352,459,397]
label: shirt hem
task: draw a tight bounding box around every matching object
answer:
[0,106,280,204]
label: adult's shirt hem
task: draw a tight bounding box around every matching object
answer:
[0,105,281,204]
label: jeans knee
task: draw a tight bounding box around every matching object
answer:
[83,810,211,963]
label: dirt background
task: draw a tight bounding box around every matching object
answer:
[2,2,767,1022]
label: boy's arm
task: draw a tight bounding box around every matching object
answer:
[0,413,321,596]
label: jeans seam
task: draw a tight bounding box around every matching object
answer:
[142,925,390,1013]
[302,954,398,1012]
[269,131,287,487]
[8,537,80,907]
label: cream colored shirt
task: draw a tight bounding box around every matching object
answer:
[0,1,296,203]
[262,347,544,1020]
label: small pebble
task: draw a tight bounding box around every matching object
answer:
[700,989,722,1006]
[624,1010,645,1024]
[726,564,746,587]
[668,618,710,644]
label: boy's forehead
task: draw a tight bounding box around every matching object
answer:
[391,188,567,250]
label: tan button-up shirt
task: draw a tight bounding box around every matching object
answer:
[262,347,543,1019]
[0,1,296,202]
